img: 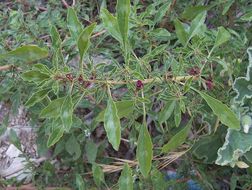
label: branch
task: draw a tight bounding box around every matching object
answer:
[83,76,198,85]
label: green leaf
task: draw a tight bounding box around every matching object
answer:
[40,97,65,118]
[174,19,188,46]
[0,78,14,94]
[104,97,121,151]
[85,140,98,163]
[186,11,207,45]
[153,1,171,24]
[21,71,50,83]
[233,48,252,104]
[116,0,130,46]
[193,127,225,163]
[60,95,73,132]
[119,164,133,190]
[196,90,240,130]
[174,102,181,127]
[181,6,209,20]
[216,128,252,167]
[136,125,153,178]
[158,100,176,123]
[25,89,50,108]
[32,63,51,75]
[151,168,166,190]
[222,0,235,15]
[0,45,48,63]
[67,8,83,40]
[65,135,81,160]
[100,8,122,43]
[76,174,86,190]
[240,11,252,21]
[78,23,96,64]
[96,100,134,122]
[92,163,105,187]
[47,125,65,147]
[162,121,191,153]
[213,26,231,49]
[9,129,22,150]
[50,25,62,49]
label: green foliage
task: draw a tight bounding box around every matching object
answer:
[1,0,252,189]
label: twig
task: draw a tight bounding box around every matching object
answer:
[61,0,69,8]
[80,76,198,85]
[0,65,12,71]
[91,30,106,38]
[61,0,76,8]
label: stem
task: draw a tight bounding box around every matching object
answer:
[141,89,147,126]
[72,76,198,85]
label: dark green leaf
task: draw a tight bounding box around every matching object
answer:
[0,45,48,63]
[187,11,207,45]
[76,174,86,190]
[213,26,231,49]
[85,140,98,163]
[158,100,176,123]
[104,97,121,151]
[181,6,209,20]
[119,164,133,190]
[162,121,191,153]
[9,129,21,150]
[47,126,64,147]
[96,100,134,122]
[40,97,65,118]
[174,19,188,46]
[92,163,104,187]
[60,95,73,132]
[136,125,153,178]
[174,102,181,127]
[154,1,171,24]
[50,25,62,49]
[65,135,81,160]
[25,89,50,107]
[21,71,50,83]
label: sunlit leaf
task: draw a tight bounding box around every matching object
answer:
[196,90,240,130]
[78,23,96,65]
[60,95,73,132]
[67,8,83,40]
[100,8,122,43]
[116,0,130,46]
